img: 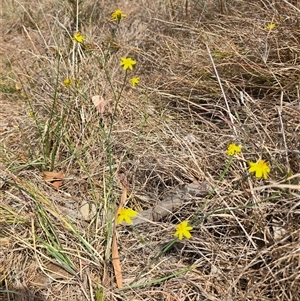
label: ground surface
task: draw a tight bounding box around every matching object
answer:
[1,1,300,301]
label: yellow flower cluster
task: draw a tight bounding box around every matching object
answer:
[227,143,271,179]
[111,11,140,87]
[117,208,193,240]
[120,57,140,87]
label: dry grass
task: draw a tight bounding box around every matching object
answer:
[1,0,300,300]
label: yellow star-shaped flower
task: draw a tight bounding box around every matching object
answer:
[73,32,85,43]
[248,159,271,179]
[63,78,73,87]
[130,77,140,87]
[111,9,126,21]
[120,57,136,71]
[227,143,242,156]
[174,221,193,240]
[117,208,137,225]
[265,23,276,30]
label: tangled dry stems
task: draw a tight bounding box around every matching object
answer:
[1,0,300,300]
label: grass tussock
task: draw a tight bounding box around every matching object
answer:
[0,0,300,300]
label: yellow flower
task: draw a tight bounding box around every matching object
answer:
[117,208,137,225]
[130,77,140,87]
[63,78,73,87]
[73,32,85,43]
[120,57,136,71]
[174,221,193,240]
[227,143,242,156]
[265,23,276,30]
[111,9,126,21]
[248,159,271,179]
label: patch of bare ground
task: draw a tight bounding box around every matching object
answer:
[1,0,300,300]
